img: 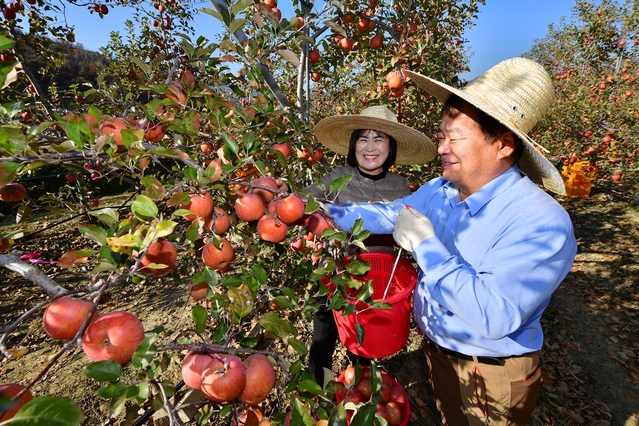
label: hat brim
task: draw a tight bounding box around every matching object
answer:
[404,70,565,195]
[314,115,437,166]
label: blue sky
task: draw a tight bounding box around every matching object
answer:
[64,0,576,80]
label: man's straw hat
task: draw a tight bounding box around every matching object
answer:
[314,105,437,165]
[405,58,565,194]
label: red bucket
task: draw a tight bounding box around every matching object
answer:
[332,252,418,358]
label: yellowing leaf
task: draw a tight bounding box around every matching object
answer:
[277,49,300,67]
[57,251,91,268]
[7,346,29,358]
[107,234,142,253]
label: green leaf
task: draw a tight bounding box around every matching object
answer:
[16,205,31,224]
[83,360,123,381]
[350,404,377,426]
[192,304,208,333]
[78,223,107,246]
[141,176,166,201]
[251,264,268,285]
[297,379,323,395]
[131,195,158,221]
[350,219,364,236]
[324,20,348,37]
[292,397,316,425]
[231,0,254,15]
[0,161,20,185]
[259,311,297,338]
[132,334,158,369]
[328,174,354,194]
[96,382,127,399]
[224,134,239,155]
[273,295,294,309]
[88,208,119,227]
[10,396,84,425]
[0,35,16,50]
[347,261,372,276]
[328,402,349,426]
[356,322,365,347]
[305,197,320,213]
[228,18,248,34]
[287,337,308,355]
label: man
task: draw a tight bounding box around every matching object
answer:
[327,58,577,425]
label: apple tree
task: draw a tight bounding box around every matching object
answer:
[0,0,483,423]
[524,0,638,191]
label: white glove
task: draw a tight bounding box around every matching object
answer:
[393,207,435,252]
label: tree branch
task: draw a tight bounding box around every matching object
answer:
[0,253,68,296]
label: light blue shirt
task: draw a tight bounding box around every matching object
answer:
[328,165,577,357]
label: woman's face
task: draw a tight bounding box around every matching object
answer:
[354,129,390,175]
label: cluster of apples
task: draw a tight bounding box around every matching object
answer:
[181,351,276,405]
[42,297,146,365]
[336,366,408,426]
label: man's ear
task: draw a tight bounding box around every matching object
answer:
[497,131,516,160]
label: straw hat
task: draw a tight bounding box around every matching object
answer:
[404,58,565,195]
[314,105,437,165]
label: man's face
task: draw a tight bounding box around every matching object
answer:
[436,109,505,200]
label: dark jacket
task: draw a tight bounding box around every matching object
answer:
[305,165,411,204]
[305,165,412,250]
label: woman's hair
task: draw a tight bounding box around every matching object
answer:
[346,129,398,170]
[443,95,524,161]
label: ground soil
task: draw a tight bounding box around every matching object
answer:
[1,185,638,426]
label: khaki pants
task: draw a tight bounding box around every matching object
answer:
[422,340,542,426]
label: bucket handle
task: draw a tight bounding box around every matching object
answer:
[382,248,402,300]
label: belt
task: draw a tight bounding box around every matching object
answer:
[422,337,509,366]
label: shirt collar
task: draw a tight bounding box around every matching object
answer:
[443,165,523,215]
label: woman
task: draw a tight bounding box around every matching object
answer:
[306,105,436,383]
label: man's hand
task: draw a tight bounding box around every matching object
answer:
[393,207,435,252]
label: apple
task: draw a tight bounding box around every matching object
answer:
[342,365,355,384]
[205,207,230,235]
[82,311,145,364]
[370,34,383,50]
[0,183,26,202]
[202,239,235,270]
[200,354,247,403]
[89,199,100,207]
[143,121,165,143]
[269,142,291,158]
[239,353,276,404]
[180,191,214,221]
[65,173,76,183]
[187,282,209,300]
[290,236,305,252]
[275,195,305,225]
[345,388,366,404]
[181,350,216,389]
[43,297,98,341]
[0,383,33,421]
[385,401,402,426]
[99,117,129,150]
[375,404,390,423]
[201,142,214,153]
[388,385,406,407]
[307,212,332,236]
[355,375,372,400]
[311,148,323,163]
[140,239,177,276]
[309,49,320,63]
[99,4,108,14]
[257,215,288,243]
[232,406,265,426]
[251,176,279,203]
[234,193,266,222]
[339,37,354,53]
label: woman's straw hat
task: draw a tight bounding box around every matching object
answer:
[405,57,565,194]
[314,105,437,165]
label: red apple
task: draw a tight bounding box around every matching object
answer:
[275,195,305,225]
[202,239,235,270]
[251,176,279,203]
[269,143,291,159]
[65,173,76,183]
[375,404,390,423]
[99,117,130,150]
[143,121,165,143]
[181,350,216,389]
[0,183,26,202]
[257,215,288,243]
[187,282,209,300]
[43,297,98,341]
[180,191,214,221]
[307,212,332,236]
[0,383,33,421]
[205,207,230,235]
[140,239,177,276]
[82,311,145,364]
[200,354,247,403]
[388,385,406,407]
[239,353,276,404]
[385,401,402,426]
[234,193,266,222]
[89,199,100,207]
